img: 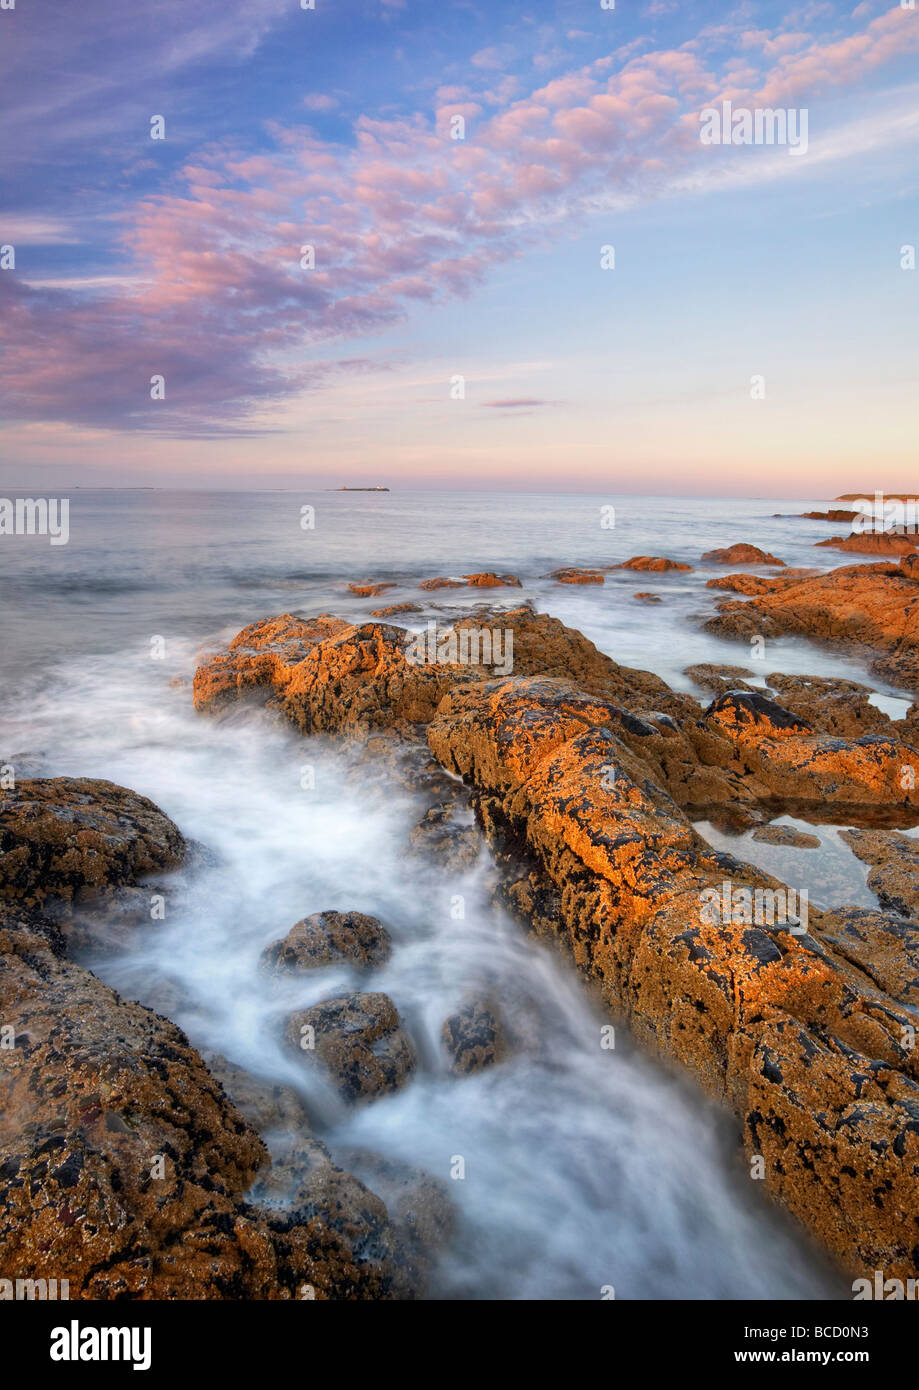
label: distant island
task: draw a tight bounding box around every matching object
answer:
[335,485,390,492]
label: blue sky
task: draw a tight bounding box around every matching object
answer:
[1,0,917,493]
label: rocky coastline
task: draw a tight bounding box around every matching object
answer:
[5,547,919,1297]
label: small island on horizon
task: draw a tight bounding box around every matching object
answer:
[334,485,390,491]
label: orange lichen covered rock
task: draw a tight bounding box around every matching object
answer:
[702,544,786,566]
[816,532,919,555]
[193,614,349,711]
[418,576,465,590]
[424,675,919,1281]
[461,572,521,587]
[612,556,692,572]
[705,561,919,688]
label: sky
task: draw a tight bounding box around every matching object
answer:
[0,0,916,495]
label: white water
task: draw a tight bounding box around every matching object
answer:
[2,639,841,1299]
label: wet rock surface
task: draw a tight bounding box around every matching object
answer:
[751,823,821,848]
[0,904,411,1299]
[285,992,417,1102]
[838,829,919,919]
[0,777,186,915]
[441,1000,507,1075]
[705,559,919,688]
[261,911,393,973]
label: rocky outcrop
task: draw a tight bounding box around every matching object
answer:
[705,560,919,689]
[816,907,919,1009]
[702,544,786,566]
[816,533,918,556]
[765,674,891,739]
[838,829,919,919]
[261,911,392,974]
[703,690,917,809]
[192,614,349,712]
[418,577,465,591]
[634,592,662,603]
[285,993,416,1102]
[0,778,186,915]
[424,675,919,1284]
[612,556,691,573]
[0,907,411,1300]
[801,510,859,523]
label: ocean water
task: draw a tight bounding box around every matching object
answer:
[2,488,898,1300]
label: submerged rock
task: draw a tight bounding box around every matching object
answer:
[441,1000,507,1075]
[751,823,820,849]
[408,801,482,870]
[370,602,422,617]
[348,581,397,597]
[549,568,604,584]
[634,591,663,603]
[262,911,392,973]
[285,993,416,1102]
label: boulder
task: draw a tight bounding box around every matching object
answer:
[285,993,416,1102]
[0,778,186,915]
[441,1000,507,1075]
[261,911,392,974]
[612,556,692,572]
[702,544,786,566]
